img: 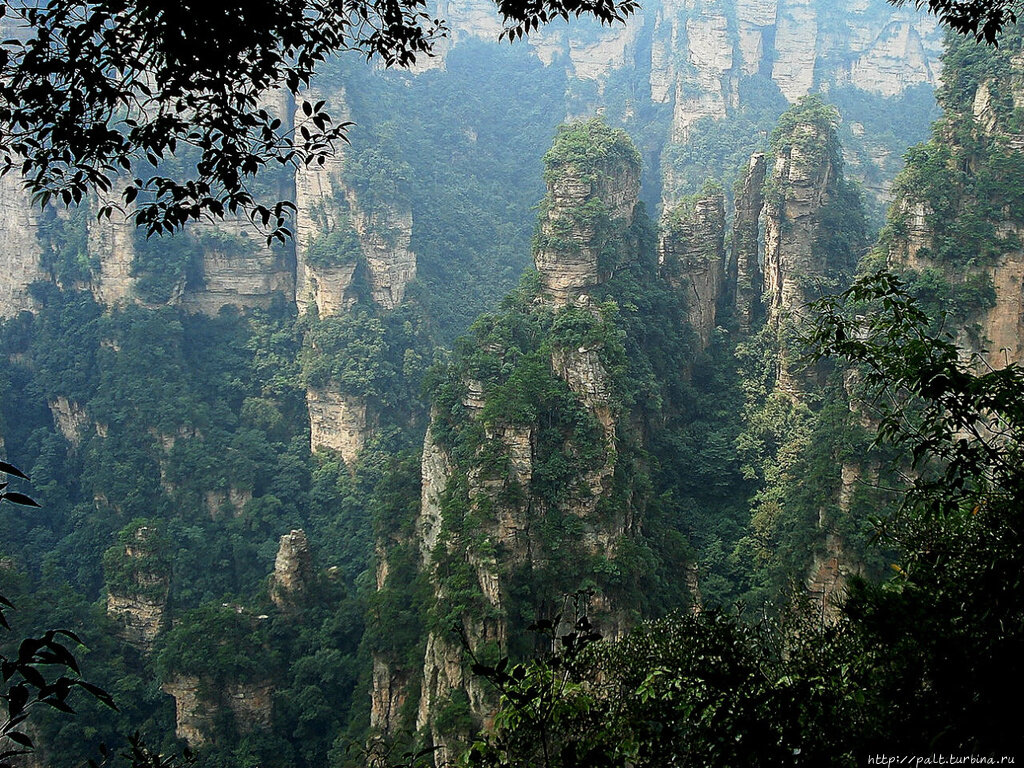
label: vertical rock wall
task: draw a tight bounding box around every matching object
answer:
[730,153,767,333]
[306,388,370,466]
[383,122,645,764]
[88,182,138,305]
[0,172,44,317]
[269,529,314,611]
[294,86,361,317]
[660,187,727,350]
[181,219,296,314]
[885,47,1024,366]
[533,122,641,304]
[762,106,852,349]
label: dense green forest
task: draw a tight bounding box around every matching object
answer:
[3,9,1022,768]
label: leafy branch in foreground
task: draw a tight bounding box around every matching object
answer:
[804,269,1024,754]
[1,462,117,767]
[803,269,1024,521]
[0,0,636,241]
[899,0,1017,44]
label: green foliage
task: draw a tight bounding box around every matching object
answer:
[102,521,172,602]
[156,604,272,682]
[131,232,203,304]
[770,95,842,163]
[301,311,392,397]
[305,215,362,269]
[38,205,97,284]
[541,118,641,186]
[813,179,867,279]
[902,266,996,329]
[462,270,1024,765]
[323,42,569,341]
[765,96,844,212]
[884,30,1024,269]
[465,610,883,768]
[661,76,786,201]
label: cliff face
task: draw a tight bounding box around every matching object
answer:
[161,675,273,748]
[883,41,1024,366]
[88,183,138,305]
[294,86,359,317]
[293,85,416,317]
[0,172,44,317]
[48,396,90,448]
[350,199,417,310]
[435,0,940,108]
[181,220,296,315]
[306,388,370,466]
[104,525,170,653]
[373,122,647,761]
[269,529,314,610]
[753,99,868,618]
[420,0,941,212]
[660,186,727,350]
[730,153,767,333]
[294,95,359,318]
[533,121,641,304]
[764,115,840,326]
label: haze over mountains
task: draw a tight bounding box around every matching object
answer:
[4,1,1018,764]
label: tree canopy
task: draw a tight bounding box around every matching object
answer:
[0,0,637,241]
[906,0,1017,43]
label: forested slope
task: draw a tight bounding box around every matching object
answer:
[4,8,1018,768]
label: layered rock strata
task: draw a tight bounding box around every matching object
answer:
[378,122,642,763]
[161,676,273,747]
[533,121,641,304]
[182,219,295,315]
[105,526,170,653]
[885,47,1024,366]
[88,182,137,305]
[763,119,839,328]
[306,388,370,465]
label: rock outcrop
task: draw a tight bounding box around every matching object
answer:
[750,101,869,621]
[307,388,370,465]
[162,675,211,746]
[884,44,1024,366]
[533,120,641,304]
[181,219,295,315]
[293,85,415,315]
[0,171,44,317]
[649,0,941,203]
[162,676,273,748]
[669,10,737,144]
[105,526,170,653]
[660,186,727,350]
[376,122,646,764]
[88,183,137,306]
[729,153,767,333]
[762,99,864,398]
[294,87,361,317]
[269,529,314,611]
[350,200,416,310]
[764,114,841,328]
[49,396,90,448]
